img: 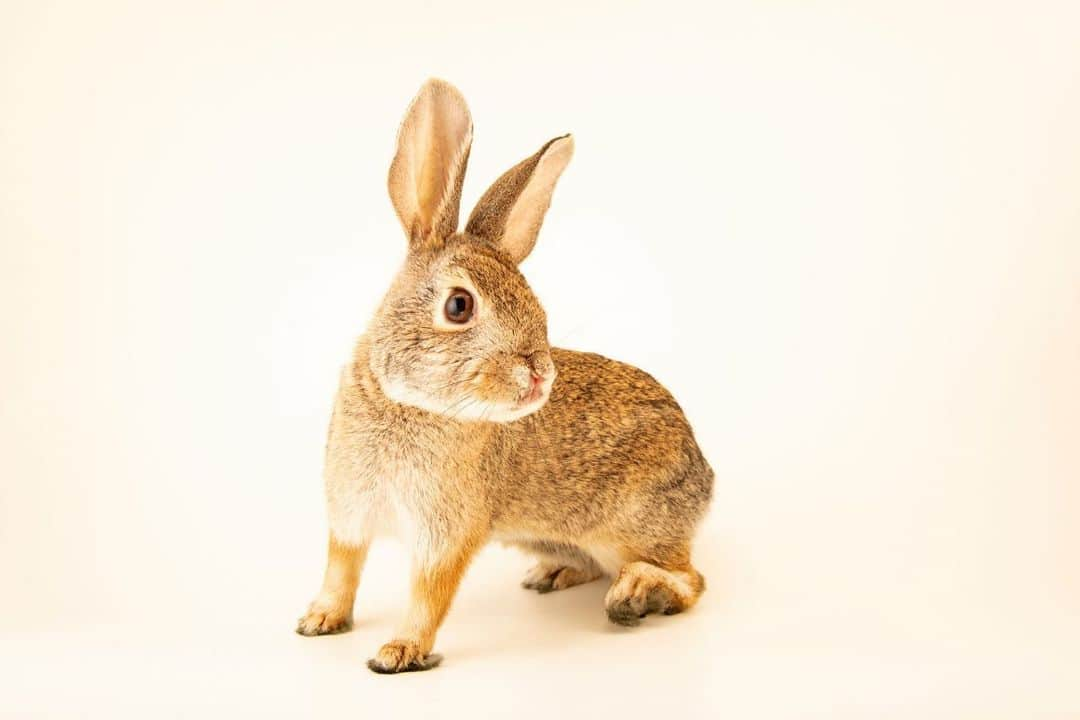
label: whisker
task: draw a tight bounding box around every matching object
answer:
[431,375,477,393]
[438,393,473,418]
[447,397,481,422]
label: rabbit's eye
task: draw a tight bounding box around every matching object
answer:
[444,288,475,324]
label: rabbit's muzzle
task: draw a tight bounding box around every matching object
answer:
[512,350,557,409]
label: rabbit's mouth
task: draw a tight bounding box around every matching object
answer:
[508,369,555,415]
[518,369,554,406]
[519,372,545,405]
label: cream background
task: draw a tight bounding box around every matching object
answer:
[2,0,1078,717]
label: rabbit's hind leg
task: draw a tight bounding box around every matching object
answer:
[604,558,705,627]
[516,540,604,594]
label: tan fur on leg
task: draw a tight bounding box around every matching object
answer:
[296,535,368,636]
[368,536,481,673]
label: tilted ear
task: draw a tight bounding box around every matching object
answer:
[387,79,473,250]
[465,134,574,264]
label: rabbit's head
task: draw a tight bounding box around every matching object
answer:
[366,79,573,423]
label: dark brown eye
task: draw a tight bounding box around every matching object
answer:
[443,288,475,324]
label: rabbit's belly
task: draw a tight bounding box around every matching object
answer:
[492,531,626,577]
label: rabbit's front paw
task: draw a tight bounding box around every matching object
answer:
[367,640,442,674]
[295,605,351,636]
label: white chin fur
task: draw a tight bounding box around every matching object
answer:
[378,375,548,423]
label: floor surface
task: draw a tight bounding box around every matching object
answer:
[3,525,1077,719]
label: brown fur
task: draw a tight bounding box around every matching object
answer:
[296,79,714,673]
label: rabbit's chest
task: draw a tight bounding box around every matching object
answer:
[321,369,493,547]
[324,446,418,545]
[322,419,462,547]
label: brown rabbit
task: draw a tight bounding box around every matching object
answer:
[296,79,714,673]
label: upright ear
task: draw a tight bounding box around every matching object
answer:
[465,134,574,264]
[388,79,473,250]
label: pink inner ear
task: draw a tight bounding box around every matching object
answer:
[416,114,465,235]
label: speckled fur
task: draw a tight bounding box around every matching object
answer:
[297,79,714,673]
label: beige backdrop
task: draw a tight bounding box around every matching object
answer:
[2,0,1078,717]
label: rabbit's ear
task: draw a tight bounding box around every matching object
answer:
[465,134,573,264]
[388,79,473,250]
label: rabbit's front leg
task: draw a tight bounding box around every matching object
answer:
[367,528,483,674]
[296,534,368,636]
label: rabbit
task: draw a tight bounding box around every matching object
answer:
[295,78,714,674]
